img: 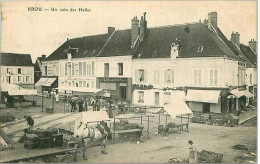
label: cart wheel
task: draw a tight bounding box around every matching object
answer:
[58,154,74,163]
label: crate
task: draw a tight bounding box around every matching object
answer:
[63,141,77,149]
[50,134,63,147]
[39,137,51,149]
[46,107,54,113]
[24,140,39,149]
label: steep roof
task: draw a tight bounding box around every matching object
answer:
[46,34,109,61]
[133,23,240,59]
[216,28,254,68]
[1,53,33,66]
[240,44,257,67]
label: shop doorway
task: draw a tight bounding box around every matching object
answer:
[154,92,160,106]
[120,86,126,101]
[202,103,210,113]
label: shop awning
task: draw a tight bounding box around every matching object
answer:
[230,90,253,98]
[57,86,102,94]
[186,90,221,104]
[80,111,110,124]
[94,89,110,97]
[35,77,56,87]
[163,103,192,118]
[1,83,37,96]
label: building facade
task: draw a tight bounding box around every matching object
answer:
[1,53,34,87]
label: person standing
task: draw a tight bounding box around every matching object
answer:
[96,99,101,111]
[55,93,59,103]
[83,98,88,111]
[24,115,34,132]
[188,140,198,163]
[78,99,84,112]
[93,98,97,111]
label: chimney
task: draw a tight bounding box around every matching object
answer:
[208,12,218,30]
[249,39,257,53]
[108,27,115,37]
[230,31,240,47]
[42,55,46,58]
[140,12,147,42]
[131,16,139,46]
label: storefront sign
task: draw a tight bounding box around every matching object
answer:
[99,77,127,83]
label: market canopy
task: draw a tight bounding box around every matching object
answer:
[94,89,110,97]
[163,103,192,118]
[230,90,253,98]
[80,111,110,124]
[35,77,56,87]
[186,89,220,104]
[1,83,37,96]
[57,86,102,94]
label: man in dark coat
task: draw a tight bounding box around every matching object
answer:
[24,115,34,132]
[78,99,84,112]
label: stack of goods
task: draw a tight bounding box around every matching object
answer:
[198,150,223,163]
[115,121,143,131]
[115,121,144,142]
[24,128,63,149]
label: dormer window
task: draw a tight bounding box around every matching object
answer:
[67,53,72,60]
[197,46,204,53]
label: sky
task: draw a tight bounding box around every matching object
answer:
[1,1,257,62]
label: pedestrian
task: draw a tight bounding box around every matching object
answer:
[93,98,97,111]
[188,140,198,163]
[78,99,84,112]
[70,99,76,112]
[55,93,59,103]
[83,98,88,111]
[24,115,34,132]
[96,99,100,111]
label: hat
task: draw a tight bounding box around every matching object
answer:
[188,140,193,145]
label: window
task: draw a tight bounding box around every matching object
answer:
[18,68,21,74]
[193,70,202,85]
[250,73,252,84]
[76,82,78,87]
[87,63,92,76]
[18,76,21,82]
[138,91,144,103]
[118,63,123,75]
[104,63,109,77]
[65,63,67,75]
[154,70,160,84]
[91,81,94,88]
[68,82,71,86]
[68,63,71,76]
[197,46,204,53]
[83,62,86,76]
[7,68,11,74]
[164,69,174,84]
[164,92,171,104]
[79,62,82,76]
[6,76,11,83]
[26,76,30,82]
[209,69,218,86]
[137,69,145,82]
[72,63,75,76]
[83,81,86,87]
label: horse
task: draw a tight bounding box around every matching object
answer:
[73,119,110,160]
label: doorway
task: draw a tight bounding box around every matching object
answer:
[154,92,160,106]
[202,103,210,113]
[119,86,126,101]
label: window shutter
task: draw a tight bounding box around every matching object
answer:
[92,62,94,75]
[144,70,147,83]
[135,70,139,83]
[171,70,174,83]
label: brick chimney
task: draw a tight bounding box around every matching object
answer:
[208,12,218,30]
[230,32,240,47]
[108,27,115,37]
[131,16,139,46]
[249,39,257,53]
[140,12,147,42]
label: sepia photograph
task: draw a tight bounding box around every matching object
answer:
[0,1,257,163]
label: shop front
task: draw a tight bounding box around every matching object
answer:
[97,77,132,104]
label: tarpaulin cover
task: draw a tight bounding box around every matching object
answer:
[35,77,56,87]
[1,83,37,96]
[163,103,192,118]
[147,108,163,114]
[186,90,220,104]
[95,89,110,97]
[80,111,110,124]
[230,90,253,98]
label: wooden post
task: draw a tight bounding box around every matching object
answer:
[188,114,189,123]
[159,113,161,124]
[181,114,183,124]
[64,101,66,114]
[236,97,239,111]
[113,116,116,144]
[147,116,150,139]
[165,114,168,125]
[141,114,143,125]
[41,89,44,112]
